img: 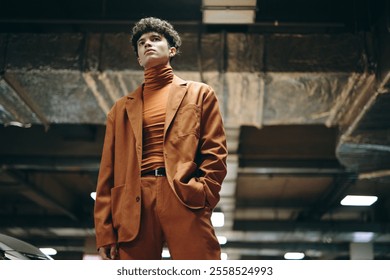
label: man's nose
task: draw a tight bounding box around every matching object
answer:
[144,40,152,47]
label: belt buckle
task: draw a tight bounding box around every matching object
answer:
[155,169,163,177]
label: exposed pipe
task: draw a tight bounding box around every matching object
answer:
[359,169,390,179]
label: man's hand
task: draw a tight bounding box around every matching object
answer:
[98,244,118,260]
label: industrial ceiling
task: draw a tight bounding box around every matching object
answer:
[1,0,390,260]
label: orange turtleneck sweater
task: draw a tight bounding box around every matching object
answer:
[141,64,173,173]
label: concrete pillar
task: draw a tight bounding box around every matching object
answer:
[350,242,374,260]
[83,236,101,260]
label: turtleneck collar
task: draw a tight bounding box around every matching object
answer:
[143,64,174,91]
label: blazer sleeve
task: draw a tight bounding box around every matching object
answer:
[94,106,117,248]
[198,86,228,209]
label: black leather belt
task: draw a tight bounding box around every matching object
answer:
[141,167,166,177]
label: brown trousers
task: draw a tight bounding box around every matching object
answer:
[117,176,221,260]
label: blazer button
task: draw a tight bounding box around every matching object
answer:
[136,196,140,202]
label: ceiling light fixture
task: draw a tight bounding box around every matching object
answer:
[4,121,32,128]
[162,249,171,258]
[352,232,375,242]
[217,235,227,245]
[221,252,228,260]
[340,195,378,206]
[284,252,305,260]
[202,0,257,24]
[211,212,225,227]
[83,254,101,260]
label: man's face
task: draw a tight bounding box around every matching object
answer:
[137,32,176,69]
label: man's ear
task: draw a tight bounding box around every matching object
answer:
[169,47,177,58]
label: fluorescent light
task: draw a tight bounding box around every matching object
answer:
[203,10,255,24]
[284,252,304,260]
[217,235,227,245]
[40,248,57,256]
[221,252,228,260]
[162,249,170,258]
[340,195,378,206]
[83,254,101,260]
[90,192,96,200]
[203,0,256,6]
[352,232,375,242]
[211,212,224,227]
[202,0,257,24]
[4,121,32,128]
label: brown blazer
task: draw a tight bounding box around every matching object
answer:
[94,75,228,249]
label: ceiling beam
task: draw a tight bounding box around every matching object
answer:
[222,242,390,258]
[0,215,92,228]
[233,220,390,233]
[223,241,350,251]
[3,73,50,130]
[1,156,100,172]
[238,166,347,175]
[4,171,79,221]
[3,215,389,234]
[297,173,357,220]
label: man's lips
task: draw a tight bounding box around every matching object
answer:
[144,49,155,55]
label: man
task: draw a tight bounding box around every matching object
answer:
[94,17,227,260]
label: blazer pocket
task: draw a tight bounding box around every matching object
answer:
[176,104,200,138]
[172,161,206,209]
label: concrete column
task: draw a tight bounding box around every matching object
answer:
[350,242,374,260]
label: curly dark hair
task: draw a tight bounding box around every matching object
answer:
[130,17,182,57]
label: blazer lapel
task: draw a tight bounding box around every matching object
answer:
[164,75,187,134]
[125,86,143,163]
